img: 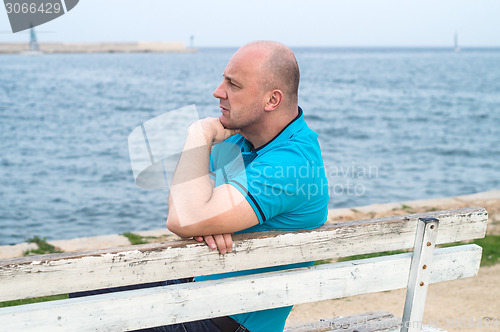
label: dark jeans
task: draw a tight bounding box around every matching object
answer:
[69,278,250,332]
[135,317,249,332]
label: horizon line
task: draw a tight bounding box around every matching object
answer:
[1,41,500,49]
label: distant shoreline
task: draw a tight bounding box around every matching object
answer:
[2,44,500,54]
[176,46,500,51]
[0,42,197,54]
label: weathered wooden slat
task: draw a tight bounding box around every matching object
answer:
[0,245,482,332]
[284,311,401,332]
[284,310,443,331]
[0,207,487,301]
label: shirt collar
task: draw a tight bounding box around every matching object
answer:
[250,106,305,154]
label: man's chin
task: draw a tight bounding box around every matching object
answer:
[219,115,239,130]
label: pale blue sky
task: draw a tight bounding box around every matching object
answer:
[1,0,499,47]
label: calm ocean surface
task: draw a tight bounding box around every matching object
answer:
[1,47,499,245]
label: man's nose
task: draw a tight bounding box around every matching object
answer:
[213,83,227,99]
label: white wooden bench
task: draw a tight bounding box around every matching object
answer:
[0,207,488,332]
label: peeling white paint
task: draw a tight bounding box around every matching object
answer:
[0,245,482,332]
[0,208,488,310]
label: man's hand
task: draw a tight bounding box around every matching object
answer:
[194,234,233,255]
[194,118,240,145]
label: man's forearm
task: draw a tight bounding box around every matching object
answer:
[166,118,244,237]
[168,122,214,229]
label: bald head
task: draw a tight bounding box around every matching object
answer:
[239,41,300,107]
[214,41,301,145]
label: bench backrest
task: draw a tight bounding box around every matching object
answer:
[0,207,488,331]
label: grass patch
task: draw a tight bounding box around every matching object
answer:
[0,294,68,308]
[122,232,150,245]
[475,235,500,266]
[314,259,332,266]
[24,236,63,256]
[401,204,416,213]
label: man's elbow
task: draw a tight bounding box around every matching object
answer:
[166,215,194,238]
[166,215,182,236]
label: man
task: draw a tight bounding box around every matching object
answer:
[165,41,329,332]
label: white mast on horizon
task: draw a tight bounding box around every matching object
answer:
[454,31,461,52]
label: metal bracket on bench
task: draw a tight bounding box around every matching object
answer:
[401,217,439,332]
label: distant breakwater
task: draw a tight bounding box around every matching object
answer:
[0,42,197,54]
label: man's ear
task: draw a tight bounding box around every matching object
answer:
[264,89,283,112]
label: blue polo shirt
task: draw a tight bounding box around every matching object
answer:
[197,107,329,332]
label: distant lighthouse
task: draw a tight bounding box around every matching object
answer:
[29,26,40,52]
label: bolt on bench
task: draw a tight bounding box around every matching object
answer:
[0,207,488,332]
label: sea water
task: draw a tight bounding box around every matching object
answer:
[1,48,499,245]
